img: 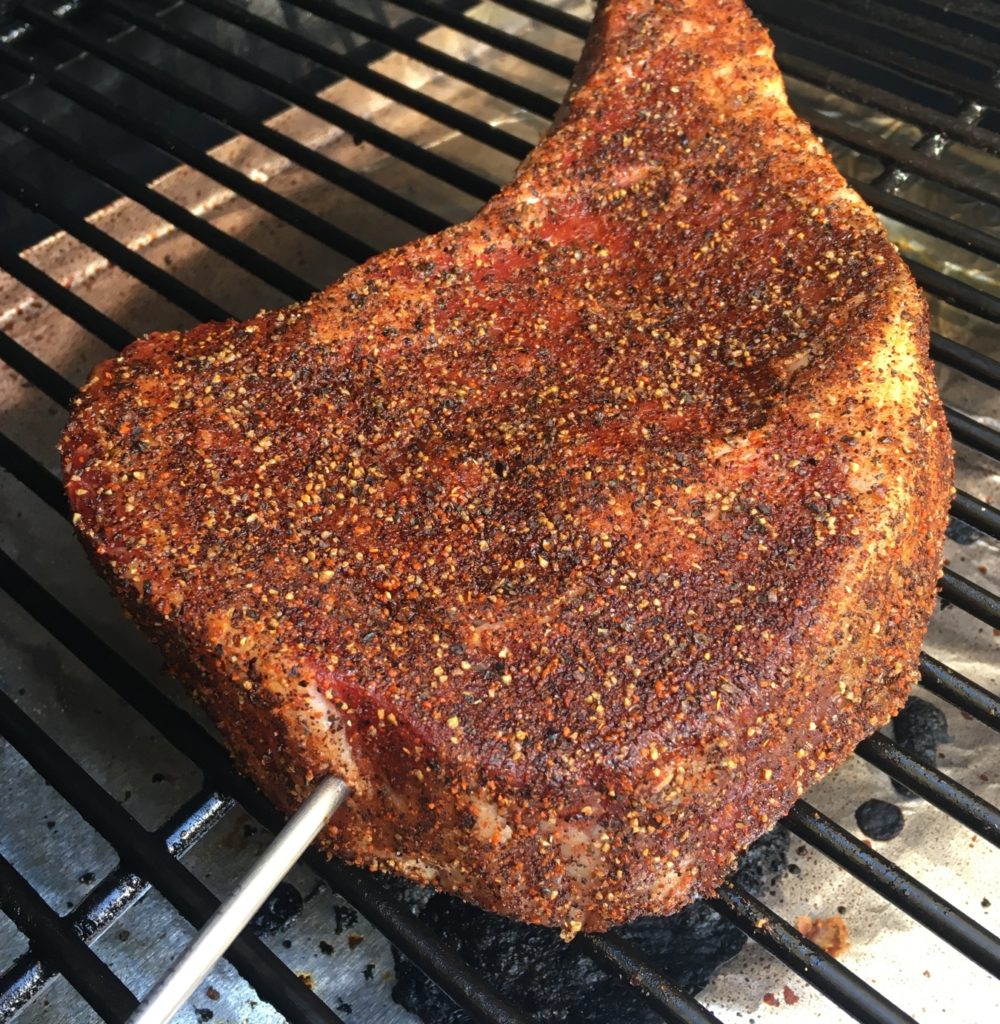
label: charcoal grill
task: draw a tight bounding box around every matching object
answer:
[0,1,999,1022]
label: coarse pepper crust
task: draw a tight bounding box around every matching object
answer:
[61,0,951,933]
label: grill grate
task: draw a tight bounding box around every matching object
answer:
[0,1,998,1022]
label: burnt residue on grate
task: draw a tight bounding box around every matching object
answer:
[946,519,982,546]
[249,882,304,936]
[392,829,789,1023]
[891,696,951,799]
[855,799,905,841]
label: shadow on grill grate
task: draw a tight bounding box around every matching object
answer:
[0,1,998,1022]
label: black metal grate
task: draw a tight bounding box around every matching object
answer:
[0,1,998,1022]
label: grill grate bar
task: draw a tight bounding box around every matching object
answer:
[856,733,1000,846]
[773,39,1000,155]
[906,259,1000,324]
[9,10,443,241]
[0,97,315,302]
[0,165,233,324]
[787,802,1000,977]
[491,0,590,36]
[930,333,1000,388]
[0,247,133,350]
[854,181,1000,264]
[297,860,537,1024]
[791,100,1000,208]
[302,862,538,1024]
[945,406,1000,462]
[0,687,350,1024]
[0,330,76,410]
[97,0,502,202]
[823,0,1000,64]
[0,52,382,265]
[940,567,1000,630]
[710,881,918,1024]
[0,852,138,1024]
[951,490,1000,541]
[285,0,560,118]
[0,545,255,783]
[386,0,577,77]
[920,653,1000,732]
[750,0,1000,105]
[0,791,231,1020]
[577,932,725,1024]
[0,433,67,516]
[910,0,1000,30]
[185,0,533,161]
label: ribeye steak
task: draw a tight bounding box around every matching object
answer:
[62,0,951,933]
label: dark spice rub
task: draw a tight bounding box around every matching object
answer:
[61,0,951,933]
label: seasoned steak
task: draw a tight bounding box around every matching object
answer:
[61,0,950,933]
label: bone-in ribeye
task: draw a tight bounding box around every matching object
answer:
[62,0,950,933]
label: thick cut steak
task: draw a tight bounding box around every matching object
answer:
[62,0,950,932]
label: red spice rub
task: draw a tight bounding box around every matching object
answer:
[61,0,950,932]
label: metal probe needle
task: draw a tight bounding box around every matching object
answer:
[128,775,350,1024]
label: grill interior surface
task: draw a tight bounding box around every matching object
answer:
[0,1,999,1022]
